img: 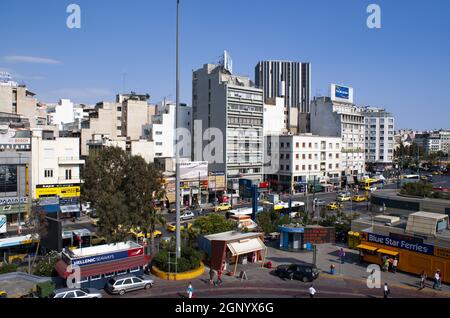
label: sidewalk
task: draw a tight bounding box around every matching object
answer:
[265,243,450,295]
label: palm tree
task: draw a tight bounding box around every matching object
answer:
[148,207,166,255]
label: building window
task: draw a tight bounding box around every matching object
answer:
[280,154,284,159]
[156,153,162,156]
[65,169,72,180]
[286,154,290,159]
[314,164,318,170]
[90,275,101,281]
[156,131,163,135]
[329,164,332,169]
[129,267,140,273]
[286,165,290,170]
[336,154,339,159]
[44,169,53,178]
[309,143,312,148]
[302,143,306,148]
[302,165,306,170]
[281,143,284,148]
[280,165,284,171]
[296,165,299,171]
[308,165,312,171]
[308,154,312,159]
[156,142,163,146]
[117,107,122,112]
[296,154,299,159]
[296,142,299,148]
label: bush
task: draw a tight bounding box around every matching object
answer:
[34,251,59,277]
[0,263,18,274]
[153,245,202,273]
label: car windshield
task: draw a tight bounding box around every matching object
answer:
[108,279,116,285]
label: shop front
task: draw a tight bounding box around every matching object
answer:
[35,184,81,218]
[197,231,267,273]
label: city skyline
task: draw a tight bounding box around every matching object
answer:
[0,0,449,131]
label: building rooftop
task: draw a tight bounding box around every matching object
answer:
[203,231,262,242]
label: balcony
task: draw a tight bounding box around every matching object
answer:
[58,157,85,165]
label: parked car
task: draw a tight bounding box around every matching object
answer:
[274,264,319,282]
[105,275,154,296]
[326,202,343,210]
[180,210,195,221]
[52,288,102,298]
[90,234,107,246]
[214,202,231,212]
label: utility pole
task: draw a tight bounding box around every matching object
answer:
[175,0,181,259]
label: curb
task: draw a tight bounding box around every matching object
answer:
[151,262,205,281]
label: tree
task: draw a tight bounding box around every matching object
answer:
[192,214,235,236]
[82,147,164,244]
[124,154,165,254]
[34,251,59,277]
[28,203,48,271]
[256,210,290,234]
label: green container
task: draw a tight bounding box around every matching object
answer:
[36,281,55,298]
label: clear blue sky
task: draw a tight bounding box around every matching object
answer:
[0,0,449,130]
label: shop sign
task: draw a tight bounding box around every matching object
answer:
[70,247,143,267]
[363,232,434,255]
[35,184,80,199]
[0,197,28,206]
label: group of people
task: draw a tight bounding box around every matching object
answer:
[382,256,398,273]
[418,269,442,290]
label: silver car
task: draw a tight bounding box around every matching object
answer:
[52,288,102,298]
[105,275,154,296]
[180,210,195,221]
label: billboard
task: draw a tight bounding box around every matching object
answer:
[0,215,6,234]
[0,197,28,206]
[35,184,81,199]
[179,161,208,180]
[69,247,144,267]
[0,130,31,151]
[362,232,434,255]
[331,84,354,104]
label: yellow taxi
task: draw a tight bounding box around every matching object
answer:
[129,228,162,239]
[166,222,192,232]
[0,290,7,298]
[352,195,367,202]
[214,202,232,212]
[326,202,343,210]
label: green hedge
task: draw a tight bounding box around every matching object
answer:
[0,263,18,274]
[153,245,202,273]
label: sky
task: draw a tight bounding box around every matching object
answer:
[0,0,449,130]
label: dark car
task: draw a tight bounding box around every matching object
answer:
[274,264,319,282]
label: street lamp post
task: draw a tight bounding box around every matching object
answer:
[175,0,181,259]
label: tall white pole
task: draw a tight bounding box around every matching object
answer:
[175,0,181,259]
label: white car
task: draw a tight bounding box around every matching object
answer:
[180,211,195,221]
[52,288,102,298]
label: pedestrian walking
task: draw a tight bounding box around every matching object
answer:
[187,282,193,299]
[383,283,390,298]
[392,258,398,273]
[216,269,223,285]
[308,285,317,298]
[419,271,427,289]
[330,264,336,275]
[433,270,442,290]
[209,268,215,285]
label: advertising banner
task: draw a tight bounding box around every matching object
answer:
[0,197,28,206]
[70,247,144,267]
[179,161,208,180]
[0,130,31,151]
[362,232,434,255]
[35,184,81,199]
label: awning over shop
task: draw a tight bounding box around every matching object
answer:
[356,244,378,252]
[60,205,80,213]
[227,238,266,256]
[377,248,399,256]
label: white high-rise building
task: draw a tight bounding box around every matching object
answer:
[362,107,395,167]
[192,62,264,188]
[310,85,365,177]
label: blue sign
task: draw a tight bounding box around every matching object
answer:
[366,233,434,255]
[70,247,143,267]
[335,85,349,99]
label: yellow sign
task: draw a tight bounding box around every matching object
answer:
[35,185,81,199]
